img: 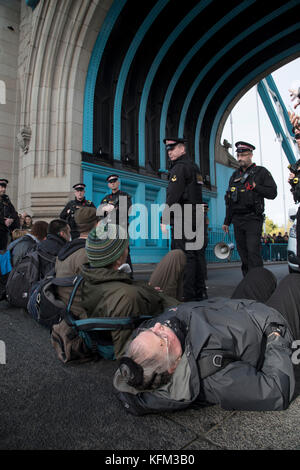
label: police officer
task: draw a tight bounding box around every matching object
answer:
[222,141,277,276]
[161,137,207,301]
[97,174,133,274]
[60,183,95,240]
[0,178,19,250]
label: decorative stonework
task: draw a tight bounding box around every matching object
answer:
[16,126,31,154]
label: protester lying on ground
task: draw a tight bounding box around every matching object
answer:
[80,222,186,358]
[55,207,99,318]
[7,220,48,267]
[114,267,296,415]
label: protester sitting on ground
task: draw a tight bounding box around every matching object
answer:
[55,207,99,318]
[37,219,71,277]
[7,220,48,267]
[114,266,296,415]
[80,222,186,358]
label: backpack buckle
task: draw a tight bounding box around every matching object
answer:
[212,354,223,367]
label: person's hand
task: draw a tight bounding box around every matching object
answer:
[4,218,13,227]
[288,171,296,181]
[160,223,168,234]
[288,111,300,130]
[102,204,114,213]
[289,88,300,109]
[222,224,229,233]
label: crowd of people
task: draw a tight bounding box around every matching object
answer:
[0,87,300,417]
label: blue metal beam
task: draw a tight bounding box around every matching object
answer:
[159,0,254,170]
[82,0,127,154]
[257,78,296,165]
[113,0,170,161]
[209,42,300,178]
[137,0,213,168]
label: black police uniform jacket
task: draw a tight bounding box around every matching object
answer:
[98,190,132,227]
[162,154,203,226]
[113,298,295,415]
[0,194,19,234]
[59,198,95,233]
[224,164,277,226]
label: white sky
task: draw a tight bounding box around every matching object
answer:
[221,57,300,229]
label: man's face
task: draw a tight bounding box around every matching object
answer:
[134,322,182,374]
[237,151,253,170]
[165,141,185,161]
[61,224,71,241]
[0,183,7,195]
[75,188,85,201]
[108,177,120,193]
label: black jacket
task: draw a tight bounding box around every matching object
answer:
[114,298,294,415]
[224,164,277,225]
[60,198,95,237]
[98,190,132,228]
[0,194,19,233]
[38,234,67,277]
[161,154,203,228]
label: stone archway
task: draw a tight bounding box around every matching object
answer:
[17,0,113,216]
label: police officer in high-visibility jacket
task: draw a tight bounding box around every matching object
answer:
[222,141,277,276]
[161,137,207,301]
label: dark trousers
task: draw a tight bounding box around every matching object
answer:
[171,229,206,301]
[232,214,263,276]
[0,230,9,251]
[231,266,300,339]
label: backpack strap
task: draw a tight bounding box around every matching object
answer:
[73,315,153,332]
[198,350,237,379]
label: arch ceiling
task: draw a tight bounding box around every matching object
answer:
[83,0,300,188]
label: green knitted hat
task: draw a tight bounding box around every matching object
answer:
[86,222,129,267]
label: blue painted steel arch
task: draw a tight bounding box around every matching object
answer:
[158,0,254,170]
[179,0,297,171]
[137,0,213,167]
[209,41,300,164]
[196,21,300,185]
[113,0,170,161]
[82,0,126,154]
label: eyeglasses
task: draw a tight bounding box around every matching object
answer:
[108,178,118,183]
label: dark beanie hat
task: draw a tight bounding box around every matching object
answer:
[74,207,98,233]
[85,222,129,267]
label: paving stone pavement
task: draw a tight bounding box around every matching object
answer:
[0,262,299,452]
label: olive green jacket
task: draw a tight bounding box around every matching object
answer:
[80,264,179,358]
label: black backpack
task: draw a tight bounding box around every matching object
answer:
[27,275,77,329]
[6,248,56,308]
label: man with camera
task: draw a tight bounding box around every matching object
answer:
[60,183,95,240]
[222,141,277,276]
